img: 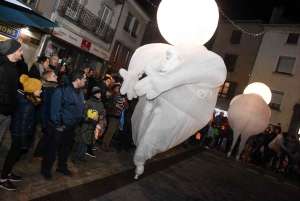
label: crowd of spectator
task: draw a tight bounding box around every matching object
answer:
[0,39,299,191]
[183,110,300,180]
[0,39,135,191]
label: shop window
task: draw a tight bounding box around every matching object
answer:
[286,34,299,44]
[124,50,131,69]
[224,54,238,72]
[276,56,295,74]
[123,12,140,39]
[112,42,121,64]
[269,90,284,110]
[230,30,242,44]
[218,81,237,100]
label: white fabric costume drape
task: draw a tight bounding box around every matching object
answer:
[120,43,227,178]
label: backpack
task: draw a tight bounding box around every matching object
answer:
[107,94,117,112]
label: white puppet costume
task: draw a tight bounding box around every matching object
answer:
[120,43,226,179]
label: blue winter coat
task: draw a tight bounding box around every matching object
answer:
[10,90,37,148]
[50,77,84,131]
[41,80,58,128]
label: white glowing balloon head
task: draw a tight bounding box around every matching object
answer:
[157,0,219,46]
[243,82,272,104]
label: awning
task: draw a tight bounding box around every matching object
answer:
[0,0,59,29]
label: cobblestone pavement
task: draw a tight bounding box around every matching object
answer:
[91,150,300,201]
[1,126,300,201]
[0,127,189,201]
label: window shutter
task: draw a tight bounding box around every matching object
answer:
[271,91,284,104]
[276,56,295,73]
[287,34,299,44]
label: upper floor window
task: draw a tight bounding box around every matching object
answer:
[269,90,284,110]
[101,5,112,25]
[218,81,237,99]
[276,56,295,74]
[286,34,299,44]
[230,30,242,44]
[123,12,140,39]
[224,54,238,72]
[20,0,37,7]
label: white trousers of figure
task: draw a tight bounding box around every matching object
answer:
[132,84,216,167]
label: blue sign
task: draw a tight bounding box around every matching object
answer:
[0,23,20,40]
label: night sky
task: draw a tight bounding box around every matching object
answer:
[136,0,300,24]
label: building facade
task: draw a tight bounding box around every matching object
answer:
[22,0,149,78]
[108,0,150,74]
[248,25,300,132]
[0,0,55,68]
[211,21,263,111]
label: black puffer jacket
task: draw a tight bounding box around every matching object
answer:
[10,90,37,148]
[96,81,110,104]
[0,55,18,115]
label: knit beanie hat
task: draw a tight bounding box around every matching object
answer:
[0,39,21,55]
[112,82,121,90]
[20,74,42,93]
[91,86,101,95]
[87,109,98,119]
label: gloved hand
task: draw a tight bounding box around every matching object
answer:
[119,69,139,100]
[134,66,174,100]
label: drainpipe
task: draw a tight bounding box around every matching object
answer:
[109,0,125,51]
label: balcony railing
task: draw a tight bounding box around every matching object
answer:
[57,0,115,43]
[113,0,124,4]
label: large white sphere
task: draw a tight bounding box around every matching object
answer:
[243,82,272,104]
[157,0,219,46]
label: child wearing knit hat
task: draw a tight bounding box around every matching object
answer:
[73,86,106,162]
[33,70,58,160]
[0,75,42,191]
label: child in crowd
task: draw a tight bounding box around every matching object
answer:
[33,70,58,160]
[205,121,215,149]
[102,83,125,152]
[73,87,105,162]
[208,124,220,148]
[0,75,42,191]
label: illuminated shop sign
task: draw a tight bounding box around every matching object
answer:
[0,22,20,40]
[53,27,110,61]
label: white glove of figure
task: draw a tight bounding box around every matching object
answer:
[119,69,139,100]
[134,66,174,100]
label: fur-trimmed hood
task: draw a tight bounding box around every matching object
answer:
[41,80,58,88]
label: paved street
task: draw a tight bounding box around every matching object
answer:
[0,128,300,201]
[90,150,300,201]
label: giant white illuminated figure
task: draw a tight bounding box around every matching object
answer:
[119,0,227,179]
[227,82,272,161]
